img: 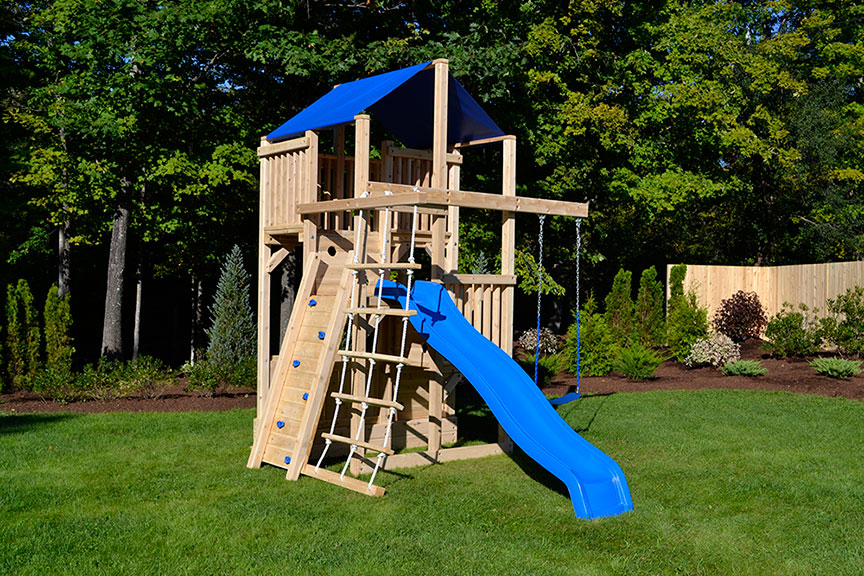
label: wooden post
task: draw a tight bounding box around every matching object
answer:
[350,115,371,474]
[446,151,461,274]
[499,135,517,451]
[255,137,272,438]
[304,131,319,263]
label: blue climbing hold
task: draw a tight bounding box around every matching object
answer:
[284,456,291,464]
[318,331,326,339]
[276,421,285,429]
[292,360,301,368]
[302,393,309,400]
[309,299,317,307]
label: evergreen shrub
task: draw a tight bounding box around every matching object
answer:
[763,303,823,357]
[667,292,709,363]
[563,296,618,377]
[613,344,664,380]
[634,266,665,347]
[713,290,767,342]
[44,285,74,372]
[604,269,633,346]
[5,280,41,388]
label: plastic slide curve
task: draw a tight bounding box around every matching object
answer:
[378,280,633,519]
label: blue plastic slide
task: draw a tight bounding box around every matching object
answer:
[379,280,633,519]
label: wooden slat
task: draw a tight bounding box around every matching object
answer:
[331,392,404,411]
[301,464,385,497]
[345,307,416,317]
[337,350,423,367]
[258,136,310,158]
[345,262,421,270]
[321,433,395,456]
[442,274,517,286]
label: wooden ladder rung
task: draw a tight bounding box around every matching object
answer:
[331,392,404,411]
[321,433,395,456]
[337,350,422,367]
[301,464,385,497]
[344,307,416,317]
[345,262,422,270]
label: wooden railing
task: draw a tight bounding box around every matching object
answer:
[258,133,317,233]
[443,274,516,352]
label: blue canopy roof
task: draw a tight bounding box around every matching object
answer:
[267,61,504,149]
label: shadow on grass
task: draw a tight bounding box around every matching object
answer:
[0,413,74,435]
[565,392,615,434]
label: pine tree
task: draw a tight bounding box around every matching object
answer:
[206,245,256,373]
[634,266,665,347]
[5,280,41,388]
[44,285,74,372]
[604,269,634,347]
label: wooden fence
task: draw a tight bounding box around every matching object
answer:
[668,261,864,320]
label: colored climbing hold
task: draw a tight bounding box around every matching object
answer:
[276,421,285,429]
[309,299,317,307]
[293,360,301,368]
[302,393,309,401]
[318,331,326,339]
[284,456,291,464]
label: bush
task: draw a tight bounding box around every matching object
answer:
[6,279,41,389]
[668,263,687,300]
[604,269,634,346]
[517,328,560,355]
[666,291,709,362]
[634,266,665,348]
[519,353,565,388]
[684,333,740,368]
[30,365,81,403]
[810,357,862,379]
[821,286,864,357]
[763,303,823,357]
[563,297,618,377]
[123,356,173,398]
[721,360,767,377]
[44,285,74,372]
[713,290,767,342]
[613,344,664,380]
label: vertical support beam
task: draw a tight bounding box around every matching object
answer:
[446,151,461,273]
[499,135,517,451]
[304,131,319,264]
[256,137,272,437]
[350,115,371,474]
[334,125,346,230]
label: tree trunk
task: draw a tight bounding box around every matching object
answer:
[100,184,131,359]
[132,253,142,361]
[278,247,300,348]
[190,274,202,365]
[58,217,71,299]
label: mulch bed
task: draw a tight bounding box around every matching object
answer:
[1,340,861,414]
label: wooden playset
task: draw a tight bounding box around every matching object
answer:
[245,60,631,519]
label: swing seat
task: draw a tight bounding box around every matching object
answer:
[549,391,581,405]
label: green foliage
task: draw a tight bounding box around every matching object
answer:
[30,356,173,403]
[5,279,41,388]
[43,285,73,372]
[810,358,862,380]
[563,296,618,377]
[604,268,633,346]
[763,303,824,357]
[634,266,665,347]
[668,264,687,300]
[514,250,565,297]
[685,333,740,368]
[205,245,256,385]
[713,291,767,343]
[721,360,767,377]
[821,286,864,357]
[613,344,664,381]
[666,292,710,363]
[518,353,565,388]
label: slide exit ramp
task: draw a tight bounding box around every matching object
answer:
[380,280,633,519]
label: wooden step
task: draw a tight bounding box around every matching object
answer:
[301,464,385,497]
[345,262,422,271]
[262,445,294,468]
[331,392,404,411]
[344,307,416,317]
[321,433,394,456]
[337,350,422,367]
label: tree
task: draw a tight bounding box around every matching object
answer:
[44,284,74,373]
[5,279,41,387]
[604,268,633,346]
[206,245,256,373]
[634,266,664,347]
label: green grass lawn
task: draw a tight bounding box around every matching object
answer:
[2,390,862,575]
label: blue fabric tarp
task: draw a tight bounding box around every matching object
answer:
[267,61,504,149]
